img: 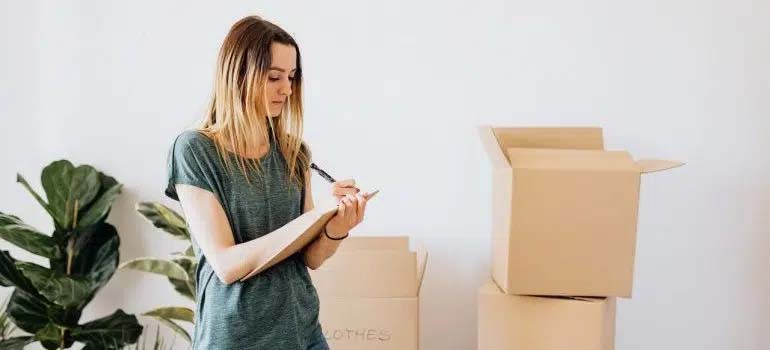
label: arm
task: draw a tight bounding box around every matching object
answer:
[176,183,314,285]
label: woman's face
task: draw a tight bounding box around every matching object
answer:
[266,42,297,117]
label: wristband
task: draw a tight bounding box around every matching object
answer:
[324,227,348,241]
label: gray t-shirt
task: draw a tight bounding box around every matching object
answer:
[165,130,327,350]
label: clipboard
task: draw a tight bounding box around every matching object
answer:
[239,190,379,281]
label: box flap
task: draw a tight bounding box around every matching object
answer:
[568,296,607,303]
[506,148,637,171]
[415,243,428,295]
[492,127,604,150]
[311,236,426,297]
[479,279,504,295]
[338,236,409,251]
[481,281,612,304]
[312,250,417,298]
[636,159,685,174]
[478,125,511,167]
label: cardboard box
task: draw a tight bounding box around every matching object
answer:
[310,236,427,350]
[479,126,682,297]
[478,280,616,350]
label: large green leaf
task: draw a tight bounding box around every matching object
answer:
[77,173,122,229]
[46,303,81,330]
[168,278,195,301]
[119,258,188,281]
[15,262,91,308]
[7,289,49,334]
[40,160,101,230]
[0,336,34,349]
[47,229,71,275]
[0,251,37,295]
[0,213,62,259]
[143,307,194,323]
[135,202,190,240]
[148,316,191,344]
[171,256,196,298]
[71,309,142,350]
[69,223,120,296]
[15,174,57,229]
[34,323,64,350]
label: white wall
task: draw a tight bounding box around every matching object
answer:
[2,1,769,349]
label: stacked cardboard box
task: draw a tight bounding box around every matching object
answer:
[309,236,428,350]
[478,126,681,350]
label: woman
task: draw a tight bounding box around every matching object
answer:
[164,15,368,350]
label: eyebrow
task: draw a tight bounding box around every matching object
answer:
[269,67,297,73]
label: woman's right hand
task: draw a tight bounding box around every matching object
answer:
[325,192,368,238]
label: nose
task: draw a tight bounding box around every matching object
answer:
[279,79,292,96]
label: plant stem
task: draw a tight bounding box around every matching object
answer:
[66,238,74,275]
[66,199,78,275]
[60,199,79,349]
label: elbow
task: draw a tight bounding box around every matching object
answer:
[304,255,322,270]
[212,266,240,285]
[305,260,320,271]
[209,258,242,285]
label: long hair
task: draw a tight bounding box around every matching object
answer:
[197,15,310,187]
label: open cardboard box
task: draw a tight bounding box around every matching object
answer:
[478,280,616,350]
[479,126,683,297]
[310,236,427,350]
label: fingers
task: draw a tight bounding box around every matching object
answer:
[337,199,346,217]
[343,194,358,223]
[356,193,367,223]
[333,187,360,196]
[333,179,359,203]
[330,192,367,237]
[333,178,356,188]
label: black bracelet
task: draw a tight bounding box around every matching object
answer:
[324,227,348,241]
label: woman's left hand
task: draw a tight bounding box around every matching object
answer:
[332,178,359,203]
[325,193,368,238]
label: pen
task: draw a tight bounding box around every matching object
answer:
[310,163,336,183]
[310,163,380,199]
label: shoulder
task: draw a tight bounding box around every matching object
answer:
[174,129,214,149]
[167,130,221,167]
[170,130,221,160]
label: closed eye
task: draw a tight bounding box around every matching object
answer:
[268,76,295,82]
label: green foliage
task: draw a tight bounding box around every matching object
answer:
[121,202,197,344]
[0,160,142,349]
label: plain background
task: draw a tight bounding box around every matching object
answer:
[2,1,768,349]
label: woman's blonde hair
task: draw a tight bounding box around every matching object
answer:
[197,15,310,187]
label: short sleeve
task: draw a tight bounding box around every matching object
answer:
[165,131,217,201]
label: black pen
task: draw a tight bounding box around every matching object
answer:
[310,163,336,183]
[310,163,379,199]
